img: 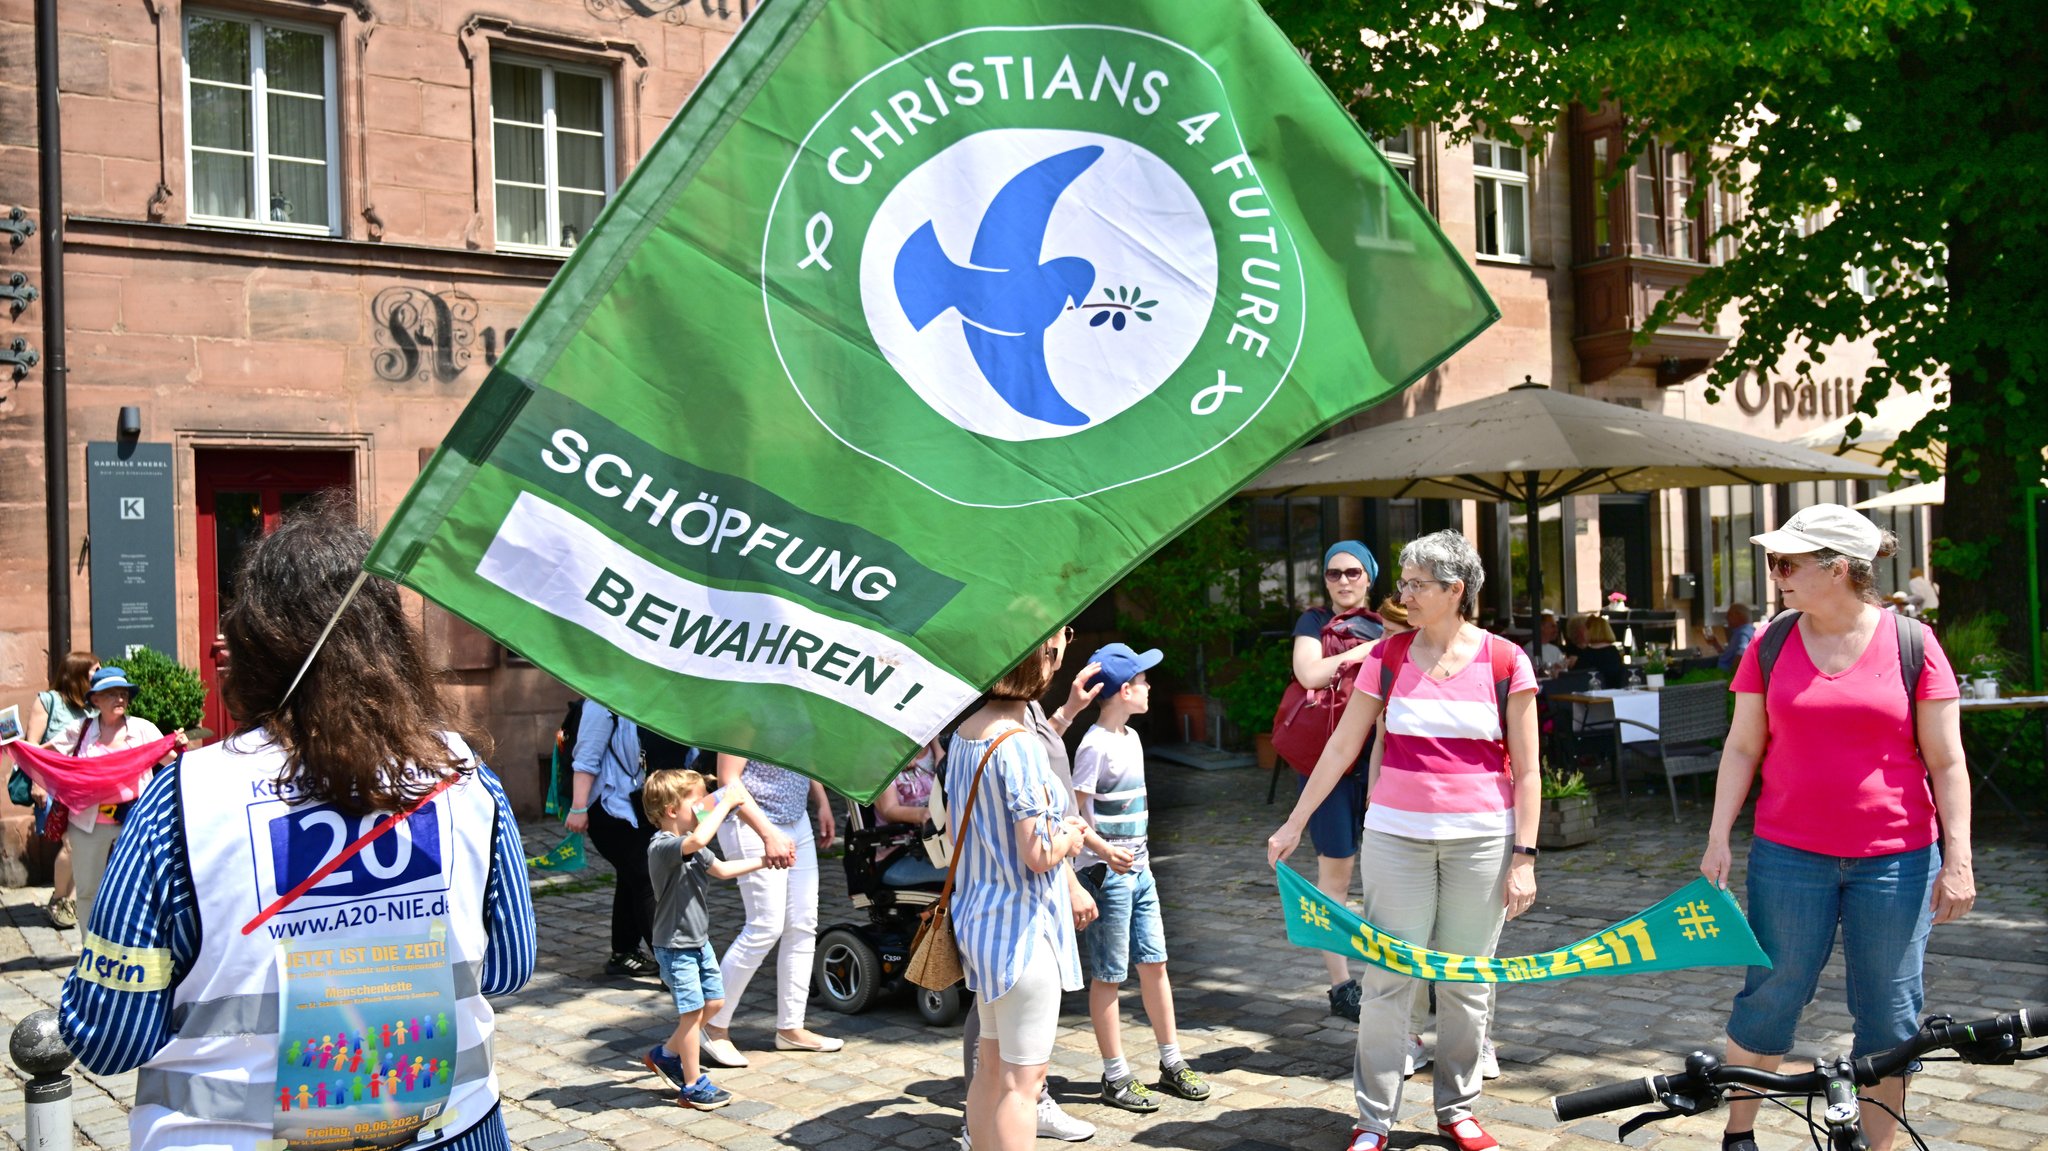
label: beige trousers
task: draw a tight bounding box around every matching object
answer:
[1351,826,1509,1133]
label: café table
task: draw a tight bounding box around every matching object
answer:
[1956,693,2048,819]
[1546,687,1661,787]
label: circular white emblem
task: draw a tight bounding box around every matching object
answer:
[858,129,1219,442]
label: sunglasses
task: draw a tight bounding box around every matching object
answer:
[1042,625,1074,654]
[1324,567,1369,582]
[1766,554,1803,578]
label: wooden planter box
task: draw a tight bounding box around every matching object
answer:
[1537,793,1599,849]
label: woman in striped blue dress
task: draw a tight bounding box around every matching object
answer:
[946,642,1089,1151]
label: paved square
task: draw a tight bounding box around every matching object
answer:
[4,766,2043,1150]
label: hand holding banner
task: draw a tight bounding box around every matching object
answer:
[1275,864,1771,983]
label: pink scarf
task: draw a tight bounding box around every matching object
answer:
[5,735,177,812]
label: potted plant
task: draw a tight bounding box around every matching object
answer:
[1215,638,1294,770]
[1537,769,1598,849]
[1643,645,1668,689]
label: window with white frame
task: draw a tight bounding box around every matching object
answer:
[1471,138,1530,260]
[1357,127,1423,244]
[1379,127,1418,194]
[492,58,613,252]
[184,11,339,232]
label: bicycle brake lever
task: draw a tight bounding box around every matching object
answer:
[1617,1105,1688,1141]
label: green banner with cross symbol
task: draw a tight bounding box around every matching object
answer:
[1276,866,1771,982]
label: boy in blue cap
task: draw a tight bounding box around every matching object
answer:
[1073,643,1211,1112]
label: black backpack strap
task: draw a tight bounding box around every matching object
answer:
[1894,612,1925,752]
[1754,611,1802,702]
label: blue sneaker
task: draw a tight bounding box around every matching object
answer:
[643,1045,688,1092]
[678,1074,732,1111]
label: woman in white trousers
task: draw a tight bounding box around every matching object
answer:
[700,753,841,1065]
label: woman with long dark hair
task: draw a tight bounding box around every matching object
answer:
[59,495,537,1151]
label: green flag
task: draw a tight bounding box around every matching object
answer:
[527,832,588,873]
[1276,865,1771,982]
[366,0,1496,799]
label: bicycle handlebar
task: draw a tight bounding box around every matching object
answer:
[1553,1006,2048,1124]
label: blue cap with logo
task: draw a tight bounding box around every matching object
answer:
[1086,642,1163,695]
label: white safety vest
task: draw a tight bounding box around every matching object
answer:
[130,730,501,1151]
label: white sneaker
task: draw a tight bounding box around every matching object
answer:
[1036,1095,1096,1141]
[1402,1033,1431,1077]
[1478,1039,1500,1080]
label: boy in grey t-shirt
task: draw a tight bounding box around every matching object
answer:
[1073,643,1211,1113]
[641,769,768,1109]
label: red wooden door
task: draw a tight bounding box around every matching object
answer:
[195,449,355,736]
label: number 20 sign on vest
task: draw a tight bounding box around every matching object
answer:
[133,734,497,1151]
[366,0,1496,801]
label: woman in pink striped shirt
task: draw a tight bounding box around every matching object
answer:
[1268,530,1541,1151]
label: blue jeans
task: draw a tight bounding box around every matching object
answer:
[1079,865,1168,984]
[654,941,725,1015]
[1728,837,1938,1059]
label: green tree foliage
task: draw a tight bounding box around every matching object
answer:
[106,646,207,734]
[1262,0,2047,659]
[1116,503,1266,696]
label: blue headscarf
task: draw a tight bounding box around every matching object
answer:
[1323,540,1379,584]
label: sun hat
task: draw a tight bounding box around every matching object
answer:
[89,667,139,697]
[1085,642,1163,695]
[1749,503,1883,561]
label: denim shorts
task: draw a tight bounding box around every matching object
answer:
[1079,865,1168,984]
[654,941,725,1015]
[1727,837,1938,1059]
[1301,769,1366,860]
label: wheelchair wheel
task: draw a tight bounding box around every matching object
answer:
[814,927,881,1014]
[915,982,969,1027]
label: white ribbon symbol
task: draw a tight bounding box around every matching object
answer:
[798,212,834,271]
[1191,370,1243,415]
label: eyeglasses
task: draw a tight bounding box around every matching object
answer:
[1324,567,1369,582]
[1395,578,1444,595]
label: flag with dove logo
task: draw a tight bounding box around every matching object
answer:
[366,0,1495,800]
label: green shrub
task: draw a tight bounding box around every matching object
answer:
[106,647,207,733]
[1215,637,1295,739]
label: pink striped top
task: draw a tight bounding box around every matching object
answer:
[1357,637,1535,840]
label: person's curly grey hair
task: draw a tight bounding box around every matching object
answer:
[1398,529,1486,620]
[1812,529,1901,604]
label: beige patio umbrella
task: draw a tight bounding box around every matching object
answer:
[1790,387,1944,466]
[1854,478,1945,510]
[1245,380,1888,620]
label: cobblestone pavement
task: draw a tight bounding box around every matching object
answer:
[4,767,2044,1151]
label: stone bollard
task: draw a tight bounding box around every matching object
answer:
[9,1009,74,1151]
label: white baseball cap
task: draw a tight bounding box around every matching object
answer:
[1749,503,1883,561]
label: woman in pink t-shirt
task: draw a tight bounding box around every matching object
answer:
[1268,530,1540,1151]
[1699,504,1974,1151]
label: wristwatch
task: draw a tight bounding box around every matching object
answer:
[1511,844,1540,858]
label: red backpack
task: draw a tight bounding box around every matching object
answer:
[1271,608,1383,775]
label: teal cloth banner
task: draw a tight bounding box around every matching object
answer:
[527,832,588,873]
[1276,865,1770,982]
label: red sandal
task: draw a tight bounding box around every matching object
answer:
[1344,1129,1387,1151]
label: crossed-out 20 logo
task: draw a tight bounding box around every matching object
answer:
[763,24,1305,507]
